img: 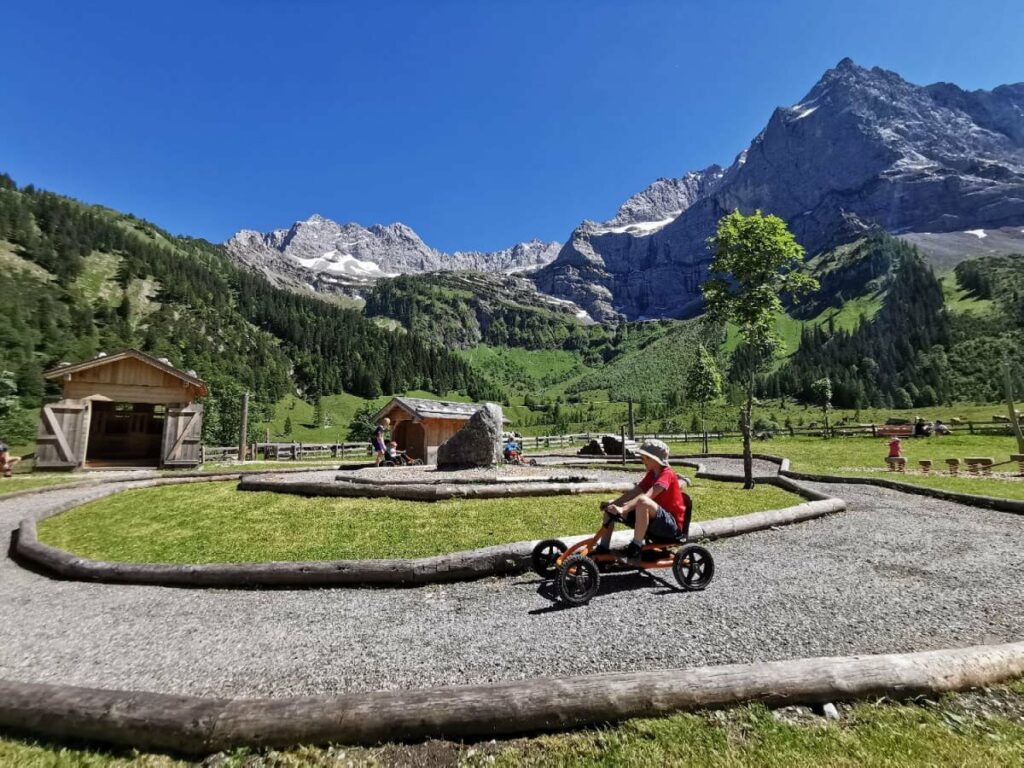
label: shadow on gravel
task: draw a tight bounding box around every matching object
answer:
[6,530,60,580]
[529,569,682,613]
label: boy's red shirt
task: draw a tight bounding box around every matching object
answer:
[638,466,687,529]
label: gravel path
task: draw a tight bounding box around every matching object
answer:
[0,463,1022,699]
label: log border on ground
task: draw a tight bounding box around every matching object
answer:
[0,642,1021,756]
[13,469,844,588]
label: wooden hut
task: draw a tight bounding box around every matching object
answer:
[36,350,208,470]
[373,397,507,465]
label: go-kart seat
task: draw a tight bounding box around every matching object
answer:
[645,492,693,545]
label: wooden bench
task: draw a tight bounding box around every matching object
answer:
[885,456,907,473]
[918,460,932,474]
[945,458,961,476]
[964,457,994,477]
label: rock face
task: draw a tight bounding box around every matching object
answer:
[226,215,560,299]
[607,166,725,227]
[436,404,505,469]
[534,58,1024,321]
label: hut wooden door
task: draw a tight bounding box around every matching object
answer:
[35,399,91,469]
[162,404,203,467]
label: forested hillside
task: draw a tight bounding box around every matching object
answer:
[364,272,594,354]
[0,174,496,443]
[771,236,1024,408]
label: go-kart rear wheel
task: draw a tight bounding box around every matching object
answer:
[531,539,567,577]
[557,554,601,605]
[673,545,714,591]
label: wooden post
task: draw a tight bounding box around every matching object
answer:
[620,426,626,466]
[1002,352,1024,453]
[627,399,635,440]
[238,392,249,462]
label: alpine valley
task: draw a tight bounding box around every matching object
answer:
[4,58,1024,445]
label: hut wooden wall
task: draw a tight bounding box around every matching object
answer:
[60,357,199,404]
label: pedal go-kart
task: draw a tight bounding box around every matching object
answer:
[531,495,714,605]
[382,455,425,467]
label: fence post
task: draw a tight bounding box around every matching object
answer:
[620,426,626,466]
[969,422,974,435]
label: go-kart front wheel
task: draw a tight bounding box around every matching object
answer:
[673,545,714,591]
[528,540,569,577]
[557,554,601,605]
[531,539,567,577]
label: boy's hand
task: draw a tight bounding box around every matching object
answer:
[605,503,623,518]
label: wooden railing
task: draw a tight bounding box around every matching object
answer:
[201,442,370,463]
[201,421,1015,463]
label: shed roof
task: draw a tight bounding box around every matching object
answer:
[375,396,509,423]
[44,349,209,396]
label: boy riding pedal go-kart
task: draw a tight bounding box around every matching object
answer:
[531,439,714,604]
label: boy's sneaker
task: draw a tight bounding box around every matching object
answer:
[620,542,643,559]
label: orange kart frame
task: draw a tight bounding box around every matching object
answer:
[531,493,715,604]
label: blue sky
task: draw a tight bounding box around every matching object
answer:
[3,0,1023,252]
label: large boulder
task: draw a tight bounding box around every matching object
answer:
[437,404,504,469]
[599,434,640,458]
[577,438,605,457]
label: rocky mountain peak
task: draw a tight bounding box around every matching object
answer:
[535,60,1024,322]
[606,164,725,227]
[225,215,561,299]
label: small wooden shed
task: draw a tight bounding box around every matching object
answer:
[374,397,507,465]
[36,350,209,470]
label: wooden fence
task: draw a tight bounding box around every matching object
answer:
[201,442,370,464]
[200,421,1015,463]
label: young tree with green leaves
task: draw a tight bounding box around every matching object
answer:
[685,343,722,454]
[703,210,818,488]
[347,403,379,442]
[811,376,832,438]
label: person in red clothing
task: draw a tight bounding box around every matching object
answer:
[596,439,689,559]
[887,436,902,459]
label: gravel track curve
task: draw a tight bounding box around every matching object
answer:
[0,462,1022,700]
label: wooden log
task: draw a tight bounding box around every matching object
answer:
[1,642,1022,755]
[16,488,843,588]
[240,478,634,502]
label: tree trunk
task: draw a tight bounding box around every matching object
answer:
[1003,353,1024,454]
[742,382,754,489]
[700,405,708,454]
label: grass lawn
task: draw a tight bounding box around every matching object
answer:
[37,479,799,564]
[0,474,87,496]
[671,433,1024,500]
[3,681,1023,766]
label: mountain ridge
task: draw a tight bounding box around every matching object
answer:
[226,215,560,298]
[535,58,1024,321]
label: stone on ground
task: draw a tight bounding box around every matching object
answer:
[437,404,504,469]
[577,439,605,457]
[601,434,639,458]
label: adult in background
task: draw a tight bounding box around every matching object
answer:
[372,417,391,467]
